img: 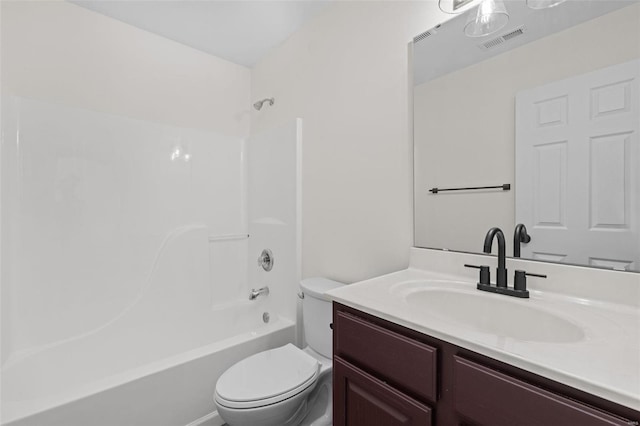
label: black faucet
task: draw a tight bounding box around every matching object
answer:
[465,227,545,299]
[483,227,507,288]
[513,223,531,258]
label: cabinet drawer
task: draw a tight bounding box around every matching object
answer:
[334,310,438,403]
[453,356,631,426]
[334,357,432,426]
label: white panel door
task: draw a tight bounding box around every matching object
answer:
[515,60,639,270]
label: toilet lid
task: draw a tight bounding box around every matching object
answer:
[215,344,319,407]
[300,277,344,301]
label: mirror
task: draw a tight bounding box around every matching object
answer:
[413,0,640,272]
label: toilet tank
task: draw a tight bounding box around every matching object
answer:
[300,277,345,358]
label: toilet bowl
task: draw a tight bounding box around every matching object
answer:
[215,345,332,426]
[214,278,344,426]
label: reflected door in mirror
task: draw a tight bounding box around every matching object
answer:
[515,59,639,271]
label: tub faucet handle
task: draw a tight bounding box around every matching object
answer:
[258,249,274,271]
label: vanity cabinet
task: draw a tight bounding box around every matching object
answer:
[333,303,640,426]
[334,358,432,425]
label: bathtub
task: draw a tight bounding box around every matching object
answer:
[1,301,295,426]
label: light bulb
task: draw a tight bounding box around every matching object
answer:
[464,0,509,38]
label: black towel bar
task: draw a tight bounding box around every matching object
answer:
[429,184,510,194]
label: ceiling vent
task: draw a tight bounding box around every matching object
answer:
[478,26,527,50]
[414,26,439,44]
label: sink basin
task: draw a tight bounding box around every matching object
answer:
[396,284,585,343]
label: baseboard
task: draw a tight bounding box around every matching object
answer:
[185,410,224,426]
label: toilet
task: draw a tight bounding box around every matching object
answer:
[214,278,344,426]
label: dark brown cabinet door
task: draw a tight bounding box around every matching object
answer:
[334,357,432,426]
[453,356,632,426]
[334,310,438,403]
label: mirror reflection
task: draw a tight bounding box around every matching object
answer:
[413,0,640,271]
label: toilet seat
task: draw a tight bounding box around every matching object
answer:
[215,344,320,410]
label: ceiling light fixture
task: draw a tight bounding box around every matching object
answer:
[526,0,568,9]
[439,0,480,14]
[464,0,509,38]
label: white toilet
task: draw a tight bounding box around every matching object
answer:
[214,278,344,426]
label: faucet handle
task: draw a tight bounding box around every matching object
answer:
[514,270,547,292]
[464,264,491,285]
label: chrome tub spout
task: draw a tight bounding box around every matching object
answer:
[249,286,269,300]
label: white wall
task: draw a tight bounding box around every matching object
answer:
[1,0,250,136]
[414,4,640,254]
[1,1,251,364]
[251,1,445,284]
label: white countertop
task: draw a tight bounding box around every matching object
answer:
[326,265,640,411]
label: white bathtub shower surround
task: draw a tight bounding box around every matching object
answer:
[248,119,303,334]
[0,96,257,425]
[1,96,246,359]
[1,100,305,425]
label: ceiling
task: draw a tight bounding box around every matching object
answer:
[70,0,331,67]
[413,0,639,85]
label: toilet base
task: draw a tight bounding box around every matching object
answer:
[299,374,332,426]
